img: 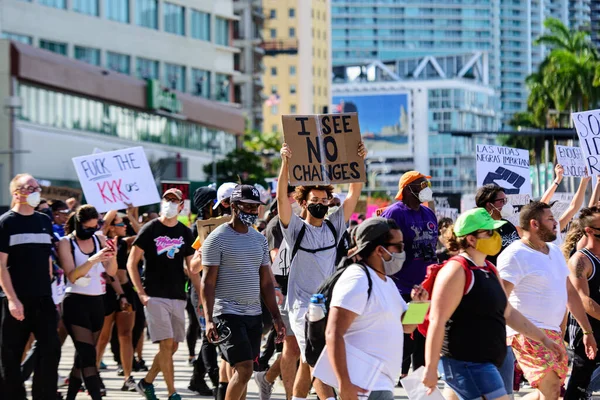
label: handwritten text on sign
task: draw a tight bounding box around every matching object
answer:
[555,145,587,177]
[572,109,600,175]
[476,144,532,197]
[72,147,160,213]
[281,113,366,185]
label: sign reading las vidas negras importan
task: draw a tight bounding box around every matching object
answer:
[146,79,182,114]
[282,113,366,185]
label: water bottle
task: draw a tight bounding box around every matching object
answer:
[307,294,327,322]
[198,306,206,330]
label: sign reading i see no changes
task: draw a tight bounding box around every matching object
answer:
[281,113,366,185]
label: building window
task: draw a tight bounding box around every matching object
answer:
[215,17,229,46]
[74,46,100,66]
[163,2,185,36]
[271,85,277,94]
[271,105,278,115]
[270,29,276,39]
[40,39,67,55]
[191,10,210,41]
[289,8,295,17]
[271,67,277,76]
[290,84,296,94]
[191,68,210,98]
[270,9,276,19]
[73,0,99,16]
[106,51,130,74]
[215,73,230,102]
[164,63,186,92]
[290,104,296,113]
[290,65,296,76]
[39,0,66,9]
[105,0,129,23]
[136,57,159,79]
[289,27,295,38]
[136,0,157,29]
[1,32,32,44]
[271,124,278,132]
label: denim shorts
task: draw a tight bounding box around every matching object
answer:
[439,357,507,400]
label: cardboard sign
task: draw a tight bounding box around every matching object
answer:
[161,181,190,216]
[196,216,232,243]
[573,109,600,176]
[555,145,587,177]
[72,146,160,213]
[375,207,386,217]
[41,186,82,202]
[476,144,532,197]
[281,113,366,185]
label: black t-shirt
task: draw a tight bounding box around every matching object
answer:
[0,211,54,298]
[265,216,283,251]
[487,219,520,266]
[133,219,195,300]
[116,237,128,270]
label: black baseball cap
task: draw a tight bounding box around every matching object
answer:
[230,184,264,204]
[193,187,217,210]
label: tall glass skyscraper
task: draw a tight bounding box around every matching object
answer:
[331,0,590,127]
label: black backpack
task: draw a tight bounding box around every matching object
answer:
[304,261,373,367]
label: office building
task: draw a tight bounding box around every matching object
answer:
[233,0,266,132]
[569,0,591,30]
[262,0,331,134]
[332,52,499,193]
[330,0,581,127]
[592,0,600,48]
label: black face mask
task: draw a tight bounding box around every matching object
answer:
[307,203,328,219]
[76,222,97,240]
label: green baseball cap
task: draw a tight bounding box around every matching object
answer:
[453,208,507,237]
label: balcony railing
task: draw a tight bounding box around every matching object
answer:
[261,39,299,56]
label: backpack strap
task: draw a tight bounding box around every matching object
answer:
[356,263,373,299]
[290,224,307,262]
[324,219,338,244]
[449,255,475,295]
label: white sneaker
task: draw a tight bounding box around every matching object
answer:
[58,375,68,388]
[254,371,274,400]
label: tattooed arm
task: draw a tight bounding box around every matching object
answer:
[567,251,600,321]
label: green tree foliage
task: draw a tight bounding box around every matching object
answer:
[203,148,268,186]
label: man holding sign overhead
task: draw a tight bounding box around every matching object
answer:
[276,122,367,400]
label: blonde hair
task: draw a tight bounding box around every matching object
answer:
[562,220,584,260]
[9,173,32,194]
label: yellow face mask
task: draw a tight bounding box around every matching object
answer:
[475,231,502,256]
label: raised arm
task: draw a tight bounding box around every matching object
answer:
[342,142,367,223]
[277,143,293,228]
[559,176,591,231]
[540,164,564,204]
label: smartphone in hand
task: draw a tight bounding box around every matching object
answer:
[105,238,115,251]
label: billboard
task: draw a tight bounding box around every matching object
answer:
[332,92,412,157]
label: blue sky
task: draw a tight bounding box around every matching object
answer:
[333,93,409,135]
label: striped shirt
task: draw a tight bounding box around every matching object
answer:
[202,223,270,317]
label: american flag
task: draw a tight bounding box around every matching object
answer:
[265,93,281,107]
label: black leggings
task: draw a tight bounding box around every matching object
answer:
[565,330,600,399]
[62,293,105,400]
[186,295,200,357]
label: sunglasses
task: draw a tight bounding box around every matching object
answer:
[475,229,494,237]
[493,198,508,205]
[384,241,405,253]
[409,181,431,190]
[112,223,126,227]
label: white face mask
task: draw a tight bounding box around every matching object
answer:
[26,191,41,208]
[418,187,434,203]
[291,201,302,216]
[381,247,406,276]
[74,275,91,287]
[327,206,339,216]
[161,201,179,219]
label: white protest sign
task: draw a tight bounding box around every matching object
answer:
[476,144,532,197]
[72,146,160,213]
[435,208,458,221]
[555,145,587,177]
[573,109,600,176]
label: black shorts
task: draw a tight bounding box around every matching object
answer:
[104,281,137,316]
[214,314,262,366]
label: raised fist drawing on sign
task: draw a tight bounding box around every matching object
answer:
[483,167,525,194]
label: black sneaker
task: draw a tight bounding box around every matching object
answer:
[121,376,137,392]
[135,359,149,372]
[188,379,214,396]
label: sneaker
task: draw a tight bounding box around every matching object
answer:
[117,364,124,376]
[136,379,158,400]
[188,379,214,396]
[57,374,68,388]
[121,376,137,392]
[168,393,182,400]
[135,359,149,372]
[254,371,274,400]
[99,361,107,370]
[188,356,196,366]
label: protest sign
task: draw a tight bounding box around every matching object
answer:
[281,113,366,185]
[196,216,231,243]
[573,109,600,175]
[375,207,386,217]
[555,145,587,177]
[161,181,190,216]
[72,147,160,213]
[476,144,532,197]
[41,186,82,202]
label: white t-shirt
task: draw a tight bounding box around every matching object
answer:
[497,240,569,336]
[330,264,408,391]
